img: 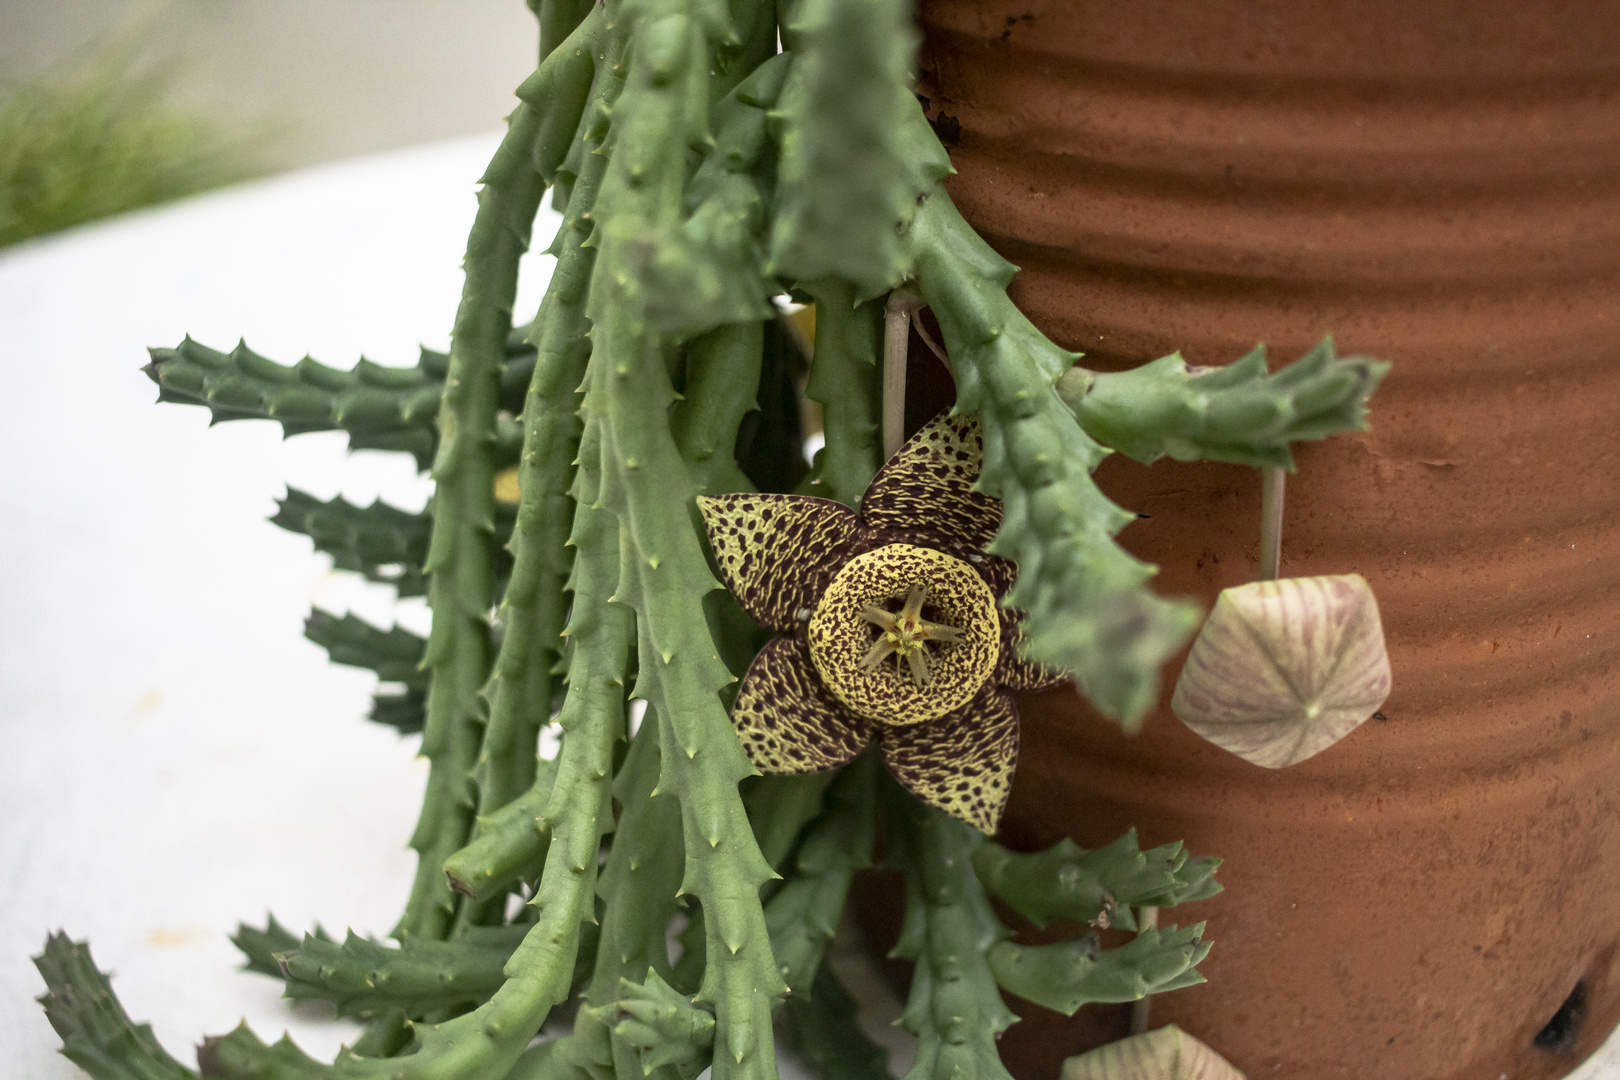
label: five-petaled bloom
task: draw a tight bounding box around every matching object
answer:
[698,413,1063,833]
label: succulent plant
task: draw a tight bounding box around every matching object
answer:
[35,0,1390,1077]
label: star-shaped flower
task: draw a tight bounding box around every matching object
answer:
[698,413,1063,832]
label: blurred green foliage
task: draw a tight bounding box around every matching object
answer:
[0,46,266,248]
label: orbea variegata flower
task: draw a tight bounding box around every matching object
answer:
[698,414,1060,832]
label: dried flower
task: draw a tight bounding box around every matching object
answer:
[1171,574,1390,769]
[699,414,1061,831]
[1060,1025,1246,1080]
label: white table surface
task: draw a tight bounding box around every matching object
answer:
[0,135,1614,1080]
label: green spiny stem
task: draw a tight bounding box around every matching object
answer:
[145,339,532,473]
[768,0,918,298]
[199,1025,325,1080]
[972,830,1222,933]
[348,1010,413,1061]
[472,125,599,839]
[634,55,789,343]
[232,916,327,979]
[986,922,1211,1017]
[893,100,1200,730]
[670,902,707,996]
[610,970,716,1080]
[516,4,605,186]
[673,323,764,498]
[403,94,550,942]
[370,691,427,738]
[459,0,621,915]
[589,716,687,997]
[33,933,197,1080]
[539,713,689,1080]
[588,11,786,1079]
[779,960,890,1080]
[799,278,882,507]
[536,0,599,67]
[322,373,631,1080]
[145,337,443,469]
[883,781,1016,1080]
[272,489,431,597]
[445,754,560,903]
[1056,339,1391,471]
[304,608,427,689]
[740,772,828,879]
[762,750,878,996]
[276,927,527,1021]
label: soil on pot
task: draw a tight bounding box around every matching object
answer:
[908,2,1620,1077]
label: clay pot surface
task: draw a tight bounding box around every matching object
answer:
[913,3,1620,1078]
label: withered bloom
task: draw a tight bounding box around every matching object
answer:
[698,414,1061,832]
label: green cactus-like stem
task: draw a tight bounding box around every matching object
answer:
[145,337,534,474]
[232,916,320,979]
[779,960,889,1080]
[451,0,621,928]
[589,717,687,996]
[538,714,689,1080]
[312,17,636,1057]
[145,337,445,469]
[1057,339,1391,472]
[673,323,765,499]
[199,1025,326,1080]
[588,11,787,1080]
[33,933,198,1080]
[892,103,1199,730]
[321,399,630,1080]
[304,609,426,687]
[444,754,560,904]
[767,0,918,298]
[740,772,829,882]
[610,970,716,1080]
[471,60,603,847]
[986,922,1211,1017]
[303,608,429,736]
[401,93,551,942]
[972,831,1221,934]
[348,1010,413,1061]
[799,278,883,508]
[272,489,431,597]
[884,783,1016,1080]
[537,0,597,68]
[276,927,527,1021]
[762,750,878,996]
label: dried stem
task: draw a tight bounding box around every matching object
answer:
[882,289,915,458]
[1260,466,1286,581]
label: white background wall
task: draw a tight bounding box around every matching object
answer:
[0,0,540,169]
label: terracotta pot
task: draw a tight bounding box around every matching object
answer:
[910,3,1620,1078]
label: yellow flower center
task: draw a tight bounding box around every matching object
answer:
[859,583,964,687]
[809,544,1000,727]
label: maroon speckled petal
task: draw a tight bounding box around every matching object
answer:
[881,684,1019,833]
[996,631,1068,693]
[731,635,875,773]
[698,493,857,632]
[861,413,1001,552]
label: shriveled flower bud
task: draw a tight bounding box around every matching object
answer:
[1171,574,1390,769]
[1060,1025,1246,1080]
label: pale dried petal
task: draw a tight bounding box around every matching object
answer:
[1171,574,1390,769]
[1060,1025,1246,1080]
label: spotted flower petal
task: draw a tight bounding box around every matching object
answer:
[698,493,856,632]
[731,635,875,773]
[997,636,1068,693]
[862,414,1001,552]
[881,685,1019,834]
